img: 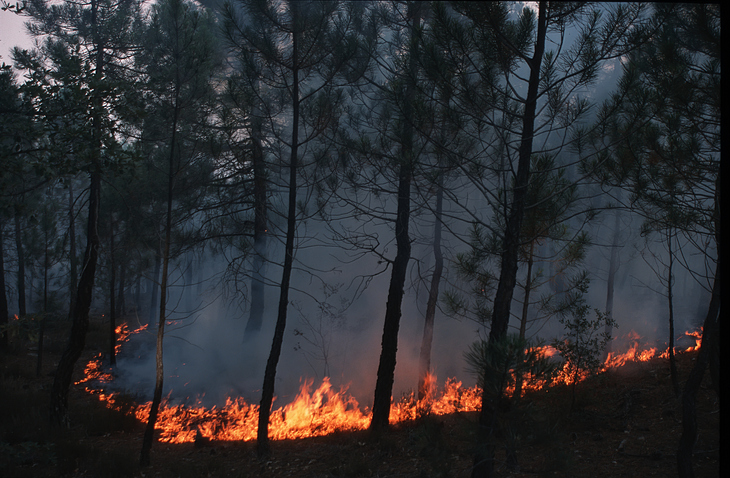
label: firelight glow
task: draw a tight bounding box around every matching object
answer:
[77,324,702,444]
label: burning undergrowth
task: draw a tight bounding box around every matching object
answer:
[76,321,703,445]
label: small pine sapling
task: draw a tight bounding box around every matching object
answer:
[552,275,616,411]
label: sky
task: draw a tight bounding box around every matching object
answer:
[0,9,33,65]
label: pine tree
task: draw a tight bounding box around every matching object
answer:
[134,0,222,466]
[222,0,369,456]
[19,0,142,426]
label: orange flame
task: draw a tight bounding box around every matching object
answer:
[80,326,702,443]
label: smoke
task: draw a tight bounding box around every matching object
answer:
[104,193,712,412]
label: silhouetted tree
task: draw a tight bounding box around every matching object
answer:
[19,0,142,426]
[135,0,221,466]
[222,0,368,456]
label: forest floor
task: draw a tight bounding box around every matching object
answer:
[0,314,720,478]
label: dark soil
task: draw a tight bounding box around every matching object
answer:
[0,315,720,477]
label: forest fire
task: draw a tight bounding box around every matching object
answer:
[80,324,702,444]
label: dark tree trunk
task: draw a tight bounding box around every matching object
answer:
[370,162,412,432]
[474,3,547,477]
[666,227,679,396]
[135,272,142,315]
[0,218,8,351]
[417,176,443,401]
[676,259,719,478]
[518,242,535,340]
[37,213,50,377]
[603,207,621,359]
[370,1,420,434]
[50,169,101,426]
[140,93,180,468]
[244,106,268,341]
[109,217,117,367]
[49,0,104,426]
[68,183,78,320]
[117,260,126,317]
[14,210,26,317]
[677,178,720,478]
[513,241,535,401]
[148,247,162,327]
[257,10,299,456]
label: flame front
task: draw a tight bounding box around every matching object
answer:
[81,325,702,444]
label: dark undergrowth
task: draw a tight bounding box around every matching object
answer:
[0,315,720,477]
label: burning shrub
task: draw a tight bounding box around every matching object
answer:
[552,286,616,411]
[464,334,558,402]
[465,334,559,471]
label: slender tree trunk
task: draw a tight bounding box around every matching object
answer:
[14,210,26,317]
[37,211,49,377]
[371,163,412,432]
[244,101,268,341]
[50,169,102,426]
[148,247,161,327]
[257,9,299,456]
[417,176,443,402]
[135,272,142,316]
[676,257,719,477]
[667,227,679,396]
[140,98,180,468]
[474,4,547,477]
[677,177,720,478]
[117,260,126,317]
[109,217,117,367]
[513,241,535,401]
[68,183,78,320]
[0,218,8,351]
[603,207,621,359]
[518,242,535,341]
[49,0,104,424]
[370,1,420,434]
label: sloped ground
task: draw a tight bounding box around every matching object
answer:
[0,316,719,477]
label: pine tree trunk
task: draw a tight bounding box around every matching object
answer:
[50,169,101,426]
[0,218,8,351]
[109,217,117,367]
[244,103,268,341]
[370,1,420,434]
[140,94,180,468]
[14,210,26,317]
[474,3,547,477]
[37,215,50,377]
[677,178,720,477]
[513,241,535,401]
[68,183,78,320]
[417,177,443,401]
[117,261,126,317]
[50,1,104,423]
[676,259,719,477]
[257,10,299,455]
[371,162,412,432]
[667,227,679,396]
[603,207,621,359]
[148,247,161,327]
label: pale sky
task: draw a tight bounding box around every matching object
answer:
[0,10,33,65]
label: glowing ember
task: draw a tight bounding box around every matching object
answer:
[80,325,702,443]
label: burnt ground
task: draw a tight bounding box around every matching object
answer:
[0,315,720,477]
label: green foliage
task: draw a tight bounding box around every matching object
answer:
[464,334,557,401]
[579,4,719,249]
[464,333,559,472]
[551,275,615,409]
